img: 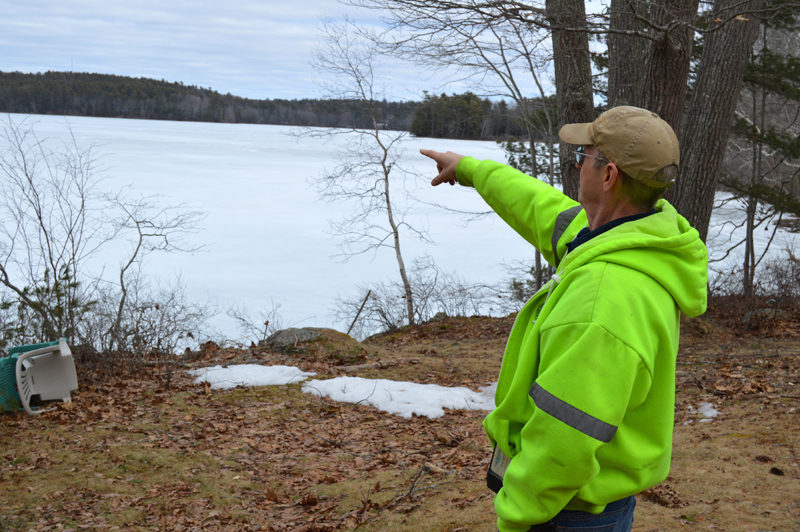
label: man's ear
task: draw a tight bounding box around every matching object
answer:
[602,163,620,192]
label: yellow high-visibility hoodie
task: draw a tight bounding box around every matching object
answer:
[455,157,708,531]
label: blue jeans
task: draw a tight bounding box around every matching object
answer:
[527,496,636,531]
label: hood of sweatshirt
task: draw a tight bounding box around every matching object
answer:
[558,199,708,317]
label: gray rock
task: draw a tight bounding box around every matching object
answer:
[431,311,448,322]
[263,327,322,351]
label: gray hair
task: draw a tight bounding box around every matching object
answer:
[594,152,676,209]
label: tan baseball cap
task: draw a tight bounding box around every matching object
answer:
[558,106,680,188]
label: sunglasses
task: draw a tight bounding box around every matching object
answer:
[575,146,610,167]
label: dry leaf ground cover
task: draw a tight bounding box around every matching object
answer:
[1,310,799,531]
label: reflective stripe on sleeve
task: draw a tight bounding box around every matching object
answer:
[551,205,583,266]
[529,383,618,443]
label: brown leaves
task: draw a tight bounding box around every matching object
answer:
[434,429,461,447]
[641,483,688,508]
[680,352,794,400]
[711,372,776,396]
[300,493,319,507]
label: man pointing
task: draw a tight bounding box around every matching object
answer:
[421,106,708,531]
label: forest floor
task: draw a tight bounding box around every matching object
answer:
[1,302,799,531]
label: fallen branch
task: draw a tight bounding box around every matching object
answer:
[356,463,454,527]
[141,360,190,367]
[337,357,420,372]
[399,463,428,501]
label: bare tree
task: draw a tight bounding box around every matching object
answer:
[0,117,207,358]
[227,301,284,346]
[352,0,568,289]
[334,255,500,339]
[353,0,568,189]
[0,116,105,343]
[350,0,780,242]
[104,195,204,353]
[312,19,425,326]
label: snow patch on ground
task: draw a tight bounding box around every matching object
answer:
[686,402,721,423]
[187,364,316,389]
[698,402,721,421]
[187,364,496,419]
[303,376,496,419]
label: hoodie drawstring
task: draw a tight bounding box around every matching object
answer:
[544,273,562,307]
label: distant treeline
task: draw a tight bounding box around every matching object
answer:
[0,71,551,140]
[410,91,556,140]
[0,71,417,130]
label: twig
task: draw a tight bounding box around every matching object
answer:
[400,463,428,500]
[338,357,420,372]
[353,382,380,407]
[142,360,189,367]
[357,463,454,527]
[309,431,356,449]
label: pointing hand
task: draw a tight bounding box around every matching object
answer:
[420,149,465,186]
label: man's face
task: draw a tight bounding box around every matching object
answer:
[577,145,606,209]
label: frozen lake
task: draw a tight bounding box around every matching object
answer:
[4,114,797,342]
[5,114,531,340]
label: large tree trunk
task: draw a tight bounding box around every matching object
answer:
[607,0,648,107]
[641,0,699,133]
[546,0,594,201]
[673,0,761,241]
[608,0,698,133]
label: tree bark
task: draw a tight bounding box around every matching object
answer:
[607,0,648,107]
[641,0,699,133]
[673,0,762,241]
[608,0,698,134]
[546,0,595,201]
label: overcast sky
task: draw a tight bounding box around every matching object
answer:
[1,0,444,101]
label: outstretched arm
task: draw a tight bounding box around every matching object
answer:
[419,148,464,186]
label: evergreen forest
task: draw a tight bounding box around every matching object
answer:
[0,71,541,140]
[0,71,417,131]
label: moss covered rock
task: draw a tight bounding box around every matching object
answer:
[263,327,366,365]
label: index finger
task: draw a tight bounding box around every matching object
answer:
[419,148,442,161]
